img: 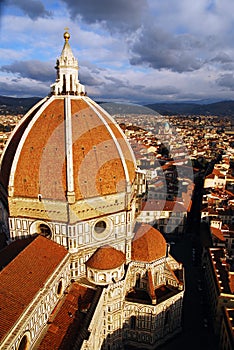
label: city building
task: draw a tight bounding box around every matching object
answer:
[201,155,234,263]
[0,31,184,350]
[136,199,187,238]
[202,248,234,350]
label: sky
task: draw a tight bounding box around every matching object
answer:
[1,0,234,104]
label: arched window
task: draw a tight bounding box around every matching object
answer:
[164,309,170,325]
[135,273,141,288]
[70,75,73,92]
[57,280,63,296]
[89,270,94,280]
[99,273,106,282]
[18,334,29,350]
[62,74,66,93]
[112,271,118,280]
[39,224,52,238]
[130,316,136,330]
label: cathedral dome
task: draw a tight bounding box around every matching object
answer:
[0,32,136,213]
[131,223,167,263]
[86,246,126,270]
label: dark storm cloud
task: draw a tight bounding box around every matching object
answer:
[92,80,176,103]
[8,0,52,19]
[1,60,54,82]
[102,76,179,98]
[0,79,48,97]
[61,0,148,32]
[129,26,203,73]
[216,74,234,90]
[82,66,180,103]
[104,75,132,88]
[209,53,234,71]
[210,52,233,64]
[79,69,101,86]
[143,85,179,96]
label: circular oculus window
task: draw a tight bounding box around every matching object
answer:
[94,220,107,234]
[92,219,112,240]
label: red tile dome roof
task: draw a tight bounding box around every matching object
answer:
[86,246,126,270]
[0,96,136,202]
[132,223,167,262]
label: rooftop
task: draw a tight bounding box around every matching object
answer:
[0,236,68,343]
[37,282,98,350]
[126,284,180,305]
[209,248,233,295]
[210,226,225,242]
[141,199,187,212]
[132,223,167,263]
[86,245,126,270]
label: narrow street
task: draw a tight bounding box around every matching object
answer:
[160,236,218,350]
[158,172,218,350]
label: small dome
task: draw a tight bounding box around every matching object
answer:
[132,223,167,262]
[86,246,126,270]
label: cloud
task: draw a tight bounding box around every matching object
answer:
[210,52,233,64]
[79,65,180,104]
[79,66,102,86]
[0,76,49,97]
[92,81,178,104]
[61,0,148,32]
[8,0,52,20]
[1,1,234,103]
[129,25,204,73]
[216,74,234,90]
[0,60,54,82]
[208,52,234,71]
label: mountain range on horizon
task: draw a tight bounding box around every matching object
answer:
[0,95,234,117]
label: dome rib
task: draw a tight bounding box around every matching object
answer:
[0,97,48,194]
[83,97,131,184]
[9,96,67,200]
[96,101,137,169]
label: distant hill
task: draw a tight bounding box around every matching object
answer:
[0,95,234,117]
[0,96,41,114]
[99,102,156,115]
[101,100,234,117]
[146,101,234,117]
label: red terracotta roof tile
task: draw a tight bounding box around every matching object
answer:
[14,99,66,200]
[0,236,68,343]
[142,200,187,212]
[0,236,36,269]
[8,97,135,202]
[86,246,126,270]
[210,226,225,242]
[229,274,234,294]
[0,99,45,191]
[37,283,96,350]
[71,99,135,199]
[132,223,167,263]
